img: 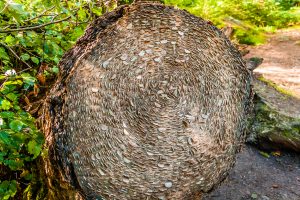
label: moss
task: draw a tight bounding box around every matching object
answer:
[252,95,300,151]
[257,76,297,97]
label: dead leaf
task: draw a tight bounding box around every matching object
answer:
[34,84,39,97]
[37,73,46,85]
[24,95,31,106]
[271,151,281,157]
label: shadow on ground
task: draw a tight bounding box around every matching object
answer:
[204,145,300,200]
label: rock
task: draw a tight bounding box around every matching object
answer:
[245,57,263,71]
[248,78,300,152]
[42,1,253,199]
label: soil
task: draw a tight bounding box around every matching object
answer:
[204,28,300,200]
[204,145,300,200]
[244,27,300,97]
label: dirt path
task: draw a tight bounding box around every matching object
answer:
[244,28,300,97]
[204,28,300,200]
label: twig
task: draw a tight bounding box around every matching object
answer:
[51,13,60,22]
[0,77,8,90]
[0,42,32,71]
[0,3,8,14]
[0,16,71,33]
[18,45,42,59]
[24,6,56,22]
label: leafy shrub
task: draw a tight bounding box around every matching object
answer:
[164,0,300,45]
[0,0,109,198]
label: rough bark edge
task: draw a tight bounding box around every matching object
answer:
[38,5,129,200]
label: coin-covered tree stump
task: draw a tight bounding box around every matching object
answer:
[41,1,253,199]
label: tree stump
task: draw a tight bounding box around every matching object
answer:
[41,1,253,199]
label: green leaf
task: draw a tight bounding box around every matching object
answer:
[30,56,39,64]
[251,193,258,199]
[0,47,10,61]
[21,73,36,89]
[0,111,14,119]
[0,152,7,163]
[6,93,18,102]
[4,159,24,170]
[0,131,11,145]
[51,66,59,74]
[259,151,270,158]
[20,170,32,181]
[92,7,103,16]
[20,53,30,61]
[70,27,84,40]
[9,120,23,132]
[27,140,42,159]
[0,180,17,199]
[5,35,15,46]
[77,9,86,20]
[0,99,11,110]
[6,2,27,23]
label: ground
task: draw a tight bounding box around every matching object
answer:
[245,27,300,97]
[204,28,300,200]
[204,145,300,200]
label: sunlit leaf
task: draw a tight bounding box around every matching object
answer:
[51,66,59,74]
[9,120,23,132]
[6,93,18,102]
[0,99,11,110]
[27,140,42,159]
[77,9,86,21]
[21,73,36,89]
[5,35,16,46]
[20,53,30,61]
[0,47,10,61]
[30,56,39,64]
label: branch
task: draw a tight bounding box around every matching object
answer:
[0,16,71,33]
[24,6,56,22]
[0,42,32,71]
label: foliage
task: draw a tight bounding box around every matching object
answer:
[0,0,115,198]
[164,0,300,44]
[0,71,45,198]
[0,0,299,198]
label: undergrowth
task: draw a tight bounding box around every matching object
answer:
[164,0,300,45]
